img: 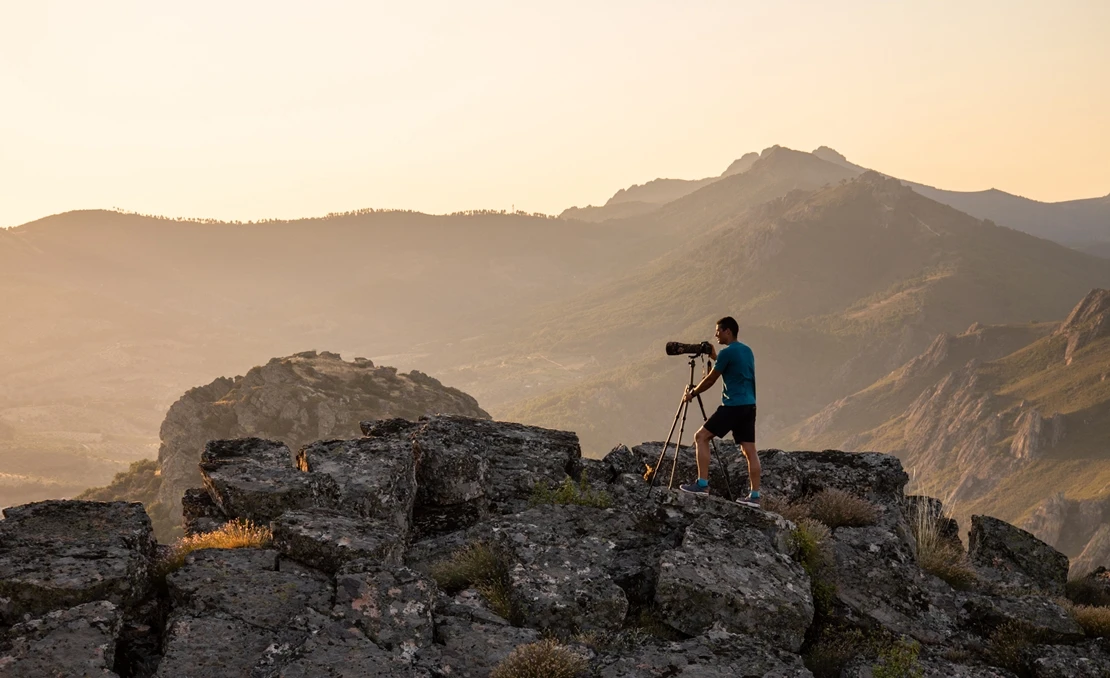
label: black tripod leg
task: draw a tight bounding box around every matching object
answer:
[668,398,690,490]
[695,394,735,500]
[647,393,686,496]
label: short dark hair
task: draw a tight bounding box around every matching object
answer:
[717,316,739,337]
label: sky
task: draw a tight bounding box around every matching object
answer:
[1,0,1108,228]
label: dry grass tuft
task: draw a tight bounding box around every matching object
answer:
[490,639,587,678]
[158,518,272,576]
[1061,599,1110,638]
[805,488,878,529]
[763,495,812,524]
[431,541,523,624]
[910,500,976,590]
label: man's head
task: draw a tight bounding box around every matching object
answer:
[715,316,739,344]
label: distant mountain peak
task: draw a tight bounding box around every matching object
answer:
[812,146,848,163]
[721,152,759,177]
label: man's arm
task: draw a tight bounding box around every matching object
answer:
[685,368,721,401]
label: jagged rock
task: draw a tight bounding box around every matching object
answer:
[296,437,417,533]
[1027,639,1110,677]
[473,505,636,632]
[166,548,332,631]
[655,506,813,651]
[969,515,1070,595]
[0,501,156,624]
[0,601,122,677]
[596,444,650,482]
[592,624,814,677]
[827,526,959,644]
[181,487,228,536]
[333,565,435,652]
[1009,409,1066,460]
[200,438,332,523]
[1072,524,1110,577]
[412,415,582,514]
[1056,289,1110,365]
[155,351,489,531]
[964,594,1083,642]
[270,509,405,575]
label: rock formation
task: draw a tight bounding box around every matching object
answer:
[153,351,489,535]
[3,416,1108,676]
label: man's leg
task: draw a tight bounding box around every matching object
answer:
[694,427,714,482]
[740,441,761,492]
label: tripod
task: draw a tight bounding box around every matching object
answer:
[646,354,734,499]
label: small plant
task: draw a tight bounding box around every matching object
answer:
[763,495,812,524]
[1063,600,1110,638]
[430,541,522,624]
[803,624,870,678]
[788,518,831,576]
[806,488,878,529]
[490,639,587,678]
[910,500,976,589]
[986,621,1036,673]
[530,473,612,509]
[872,637,924,678]
[157,518,272,576]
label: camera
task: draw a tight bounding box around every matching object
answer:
[665,341,713,356]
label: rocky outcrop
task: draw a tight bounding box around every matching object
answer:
[1073,525,1110,578]
[155,351,489,536]
[1056,288,1110,365]
[7,418,1110,677]
[1010,409,1066,460]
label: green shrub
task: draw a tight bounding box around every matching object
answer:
[788,518,831,576]
[872,637,924,678]
[431,541,522,624]
[490,639,587,678]
[530,473,612,509]
[806,488,878,529]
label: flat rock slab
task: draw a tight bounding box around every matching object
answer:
[271,509,405,574]
[167,548,332,631]
[412,415,581,513]
[296,437,416,533]
[964,594,1084,642]
[0,500,156,624]
[272,632,427,678]
[969,515,1070,596]
[0,601,121,678]
[424,614,540,678]
[154,613,283,678]
[200,438,333,524]
[829,526,958,644]
[593,626,814,677]
[333,565,435,652]
[655,513,813,652]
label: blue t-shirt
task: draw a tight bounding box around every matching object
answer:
[714,341,756,406]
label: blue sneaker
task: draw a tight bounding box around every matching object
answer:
[679,482,710,495]
[736,493,761,508]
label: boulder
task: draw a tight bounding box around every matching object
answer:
[181,487,228,536]
[332,564,436,653]
[296,437,416,533]
[827,526,959,644]
[0,601,122,677]
[969,515,1070,596]
[200,438,333,523]
[655,506,813,651]
[0,501,156,624]
[421,612,540,678]
[412,415,581,514]
[270,509,405,575]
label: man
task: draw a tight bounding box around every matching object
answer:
[678,316,761,507]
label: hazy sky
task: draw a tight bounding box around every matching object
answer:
[2,1,1108,227]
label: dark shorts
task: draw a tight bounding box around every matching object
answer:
[704,404,756,443]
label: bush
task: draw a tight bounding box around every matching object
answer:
[490,639,587,678]
[987,621,1037,673]
[530,474,612,509]
[157,519,272,576]
[430,541,522,624]
[1064,601,1110,638]
[873,637,924,678]
[788,518,831,576]
[764,495,811,524]
[806,488,878,529]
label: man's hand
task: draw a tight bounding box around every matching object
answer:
[684,386,697,402]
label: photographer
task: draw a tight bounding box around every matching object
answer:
[679,316,761,507]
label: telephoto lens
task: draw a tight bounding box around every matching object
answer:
[665,341,709,356]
